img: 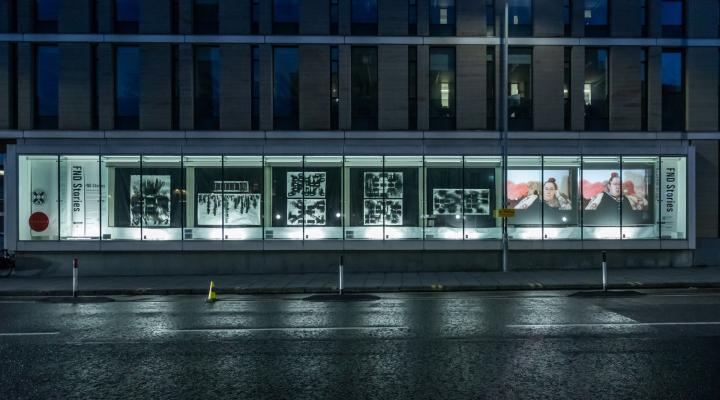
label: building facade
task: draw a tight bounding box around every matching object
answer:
[0,0,717,276]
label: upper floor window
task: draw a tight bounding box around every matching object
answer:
[641,0,648,37]
[36,0,58,33]
[194,0,219,34]
[252,46,261,130]
[331,47,340,129]
[429,48,456,130]
[409,0,417,36]
[252,0,260,34]
[508,0,532,37]
[331,0,339,35]
[351,47,378,130]
[274,0,300,35]
[195,47,220,130]
[662,51,684,131]
[115,0,139,34]
[430,0,455,36]
[585,48,609,131]
[487,0,494,36]
[273,47,299,130]
[507,48,532,131]
[35,46,59,129]
[584,0,608,37]
[564,0,571,37]
[662,0,684,38]
[115,46,140,130]
[352,0,378,35]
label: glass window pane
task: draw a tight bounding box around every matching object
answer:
[429,47,456,130]
[351,47,378,130]
[36,0,58,21]
[507,0,531,25]
[116,0,139,22]
[508,48,532,130]
[662,52,683,130]
[304,156,344,240]
[222,156,263,240]
[622,157,659,239]
[344,156,383,239]
[384,156,422,239]
[662,1,683,25]
[584,0,608,25]
[140,156,182,240]
[273,47,299,130]
[60,156,101,240]
[194,47,220,129]
[585,48,609,130]
[19,156,59,240]
[660,157,687,240]
[464,156,502,239]
[36,46,59,117]
[352,0,378,23]
[115,47,140,117]
[507,156,542,240]
[425,156,463,240]
[265,156,304,239]
[582,156,621,239]
[543,157,581,240]
[101,156,141,240]
[274,0,299,22]
[183,156,223,240]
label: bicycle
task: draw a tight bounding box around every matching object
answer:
[0,249,16,278]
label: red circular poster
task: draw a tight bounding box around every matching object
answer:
[29,212,49,232]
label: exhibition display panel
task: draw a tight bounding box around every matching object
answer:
[17,155,688,242]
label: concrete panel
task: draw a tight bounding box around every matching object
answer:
[259,44,273,130]
[609,46,641,131]
[221,0,251,35]
[378,45,408,130]
[180,0,193,34]
[59,0,91,33]
[533,0,563,37]
[647,46,662,131]
[686,47,719,132]
[17,43,34,130]
[379,0,408,36]
[571,0,584,38]
[17,0,33,33]
[687,0,718,39]
[220,44,252,130]
[694,140,719,238]
[456,0,485,37]
[0,43,11,129]
[140,0,172,34]
[338,45,352,130]
[97,0,114,33]
[417,0,429,37]
[59,43,92,130]
[339,0,351,35]
[456,45,486,130]
[647,0,661,38]
[299,44,331,130]
[301,0,330,35]
[417,45,429,131]
[533,46,564,131]
[179,43,194,130]
[570,46,584,131]
[140,43,172,130]
[260,0,272,35]
[97,43,114,130]
[0,1,9,33]
[610,0,640,38]
[5,145,17,251]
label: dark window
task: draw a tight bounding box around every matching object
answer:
[194,47,220,130]
[662,51,684,131]
[486,0,494,36]
[585,48,609,131]
[92,45,99,130]
[409,0,417,36]
[352,0,378,35]
[10,44,18,129]
[508,48,532,131]
[430,0,455,36]
[508,0,532,37]
[487,46,495,129]
[641,0,648,37]
[115,0,139,33]
[351,47,378,130]
[331,47,339,130]
[172,0,180,34]
[584,0,608,37]
[641,49,648,131]
[194,0,219,34]
[273,47,299,130]
[564,0,571,37]
[564,47,571,130]
[662,0,684,38]
[115,46,140,130]
[252,46,260,130]
[91,0,98,33]
[409,46,417,130]
[35,0,58,33]
[8,0,17,32]
[172,45,180,130]
[252,0,260,34]
[274,0,299,35]
[331,0,339,35]
[35,46,59,129]
[429,47,455,130]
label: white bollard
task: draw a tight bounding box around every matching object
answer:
[73,258,78,297]
[339,256,344,295]
[602,251,607,292]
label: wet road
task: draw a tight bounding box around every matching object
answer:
[2,290,720,399]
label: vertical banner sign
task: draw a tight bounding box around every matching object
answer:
[661,159,678,236]
[66,160,101,237]
[30,159,59,237]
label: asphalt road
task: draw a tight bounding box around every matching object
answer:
[2,290,720,399]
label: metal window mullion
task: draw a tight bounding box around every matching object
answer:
[57,156,60,241]
[619,156,623,240]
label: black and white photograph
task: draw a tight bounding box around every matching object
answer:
[363,199,402,225]
[364,172,403,198]
[130,175,170,226]
[197,193,260,226]
[286,199,327,226]
[287,172,326,198]
[432,189,490,216]
[213,181,249,193]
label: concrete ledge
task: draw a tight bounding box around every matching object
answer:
[99,241,184,251]
[424,131,500,139]
[509,131,580,140]
[509,240,583,250]
[266,131,345,139]
[579,132,657,140]
[263,240,304,251]
[222,241,264,251]
[582,240,661,250]
[266,36,345,44]
[105,131,186,139]
[303,240,344,250]
[343,240,424,251]
[185,131,266,139]
[345,131,424,139]
[423,240,503,250]
[16,241,102,251]
[660,240,690,250]
[182,241,224,251]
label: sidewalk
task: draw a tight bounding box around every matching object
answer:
[1,266,720,296]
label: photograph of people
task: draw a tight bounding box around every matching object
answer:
[584,172,638,215]
[543,177,571,210]
[507,170,572,211]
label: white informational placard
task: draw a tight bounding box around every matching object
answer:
[661,159,679,236]
[66,160,101,237]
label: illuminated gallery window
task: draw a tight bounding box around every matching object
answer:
[17,155,688,242]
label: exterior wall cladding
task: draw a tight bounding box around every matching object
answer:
[1,0,719,277]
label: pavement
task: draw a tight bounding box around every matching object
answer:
[1,266,720,296]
